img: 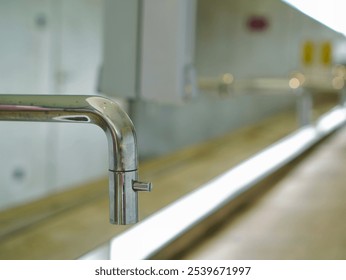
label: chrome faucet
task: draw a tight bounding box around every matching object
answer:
[0,94,152,225]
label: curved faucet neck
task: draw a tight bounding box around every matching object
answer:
[0,94,151,225]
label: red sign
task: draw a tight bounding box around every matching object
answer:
[247,15,269,32]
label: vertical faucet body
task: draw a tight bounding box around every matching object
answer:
[0,94,151,225]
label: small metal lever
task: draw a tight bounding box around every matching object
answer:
[133,181,152,192]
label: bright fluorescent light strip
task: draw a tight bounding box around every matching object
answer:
[316,107,346,133]
[105,106,345,260]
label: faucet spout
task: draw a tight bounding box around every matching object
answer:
[0,94,151,225]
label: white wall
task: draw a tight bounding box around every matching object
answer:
[52,0,107,192]
[0,0,52,209]
[196,0,342,79]
[0,0,106,210]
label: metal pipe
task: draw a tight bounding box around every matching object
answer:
[296,88,313,127]
[0,94,151,225]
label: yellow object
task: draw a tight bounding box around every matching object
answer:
[321,41,332,66]
[302,41,314,66]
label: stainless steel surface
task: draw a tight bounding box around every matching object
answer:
[109,170,138,224]
[133,181,153,192]
[198,76,291,95]
[0,94,151,225]
[198,75,344,95]
[296,88,313,127]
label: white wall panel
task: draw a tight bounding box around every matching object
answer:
[0,122,49,210]
[52,0,108,191]
[0,0,52,209]
[0,0,108,209]
[140,0,197,102]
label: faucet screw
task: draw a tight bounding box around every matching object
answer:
[133,181,152,192]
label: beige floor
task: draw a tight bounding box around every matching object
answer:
[182,126,346,260]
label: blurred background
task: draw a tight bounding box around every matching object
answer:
[0,0,346,260]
